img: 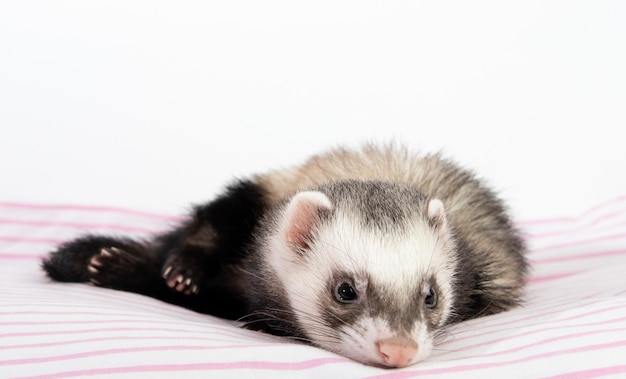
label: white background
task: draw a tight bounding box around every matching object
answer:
[1,1,625,220]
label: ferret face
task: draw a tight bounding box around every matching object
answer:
[266,185,458,368]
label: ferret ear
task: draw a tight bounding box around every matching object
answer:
[282,191,333,253]
[427,198,448,228]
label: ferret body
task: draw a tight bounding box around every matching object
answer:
[42,145,528,368]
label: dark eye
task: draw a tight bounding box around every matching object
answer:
[424,287,437,308]
[335,282,358,303]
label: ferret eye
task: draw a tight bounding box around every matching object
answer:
[424,287,437,308]
[335,282,358,303]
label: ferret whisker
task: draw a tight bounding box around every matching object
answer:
[434,329,455,345]
[322,310,349,327]
[430,347,458,354]
[471,297,496,320]
[237,267,265,282]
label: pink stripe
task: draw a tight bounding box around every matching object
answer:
[0,310,150,316]
[0,301,217,324]
[0,300,198,322]
[42,287,224,318]
[517,194,626,227]
[437,316,626,359]
[0,236,63,244]
[13,357,347,378]
[438,303,626,347]
[526,216,626,240]
[0,334,259,350]
[483,286,611,326]
[0,322,257,342]
[512,289,616,320]
[0,310,223,328]
[1,343,296,366]
[2,319,184,326]
[516,216,580,227]
[0,253,44,260]
[438,312,626,355]
[0,314,243,336]
[368,340,626,379]
[531,248,626,264]
[542,365,626,379]
[0,326,220,339]
[463,326,626,361]
[527,271,581,283]
[0,219,158,234]
[531,232,626,254]
[1,319,196,328]
[26,287,208,316]
[502,301,626,333]
[0,201,185,221]
[572,194,626,216]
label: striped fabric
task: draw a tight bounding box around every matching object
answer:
[1,199,626,379]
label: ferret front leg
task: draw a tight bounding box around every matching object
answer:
[87,242,162,293]
[160,243,212,295]
[156,179,267,296]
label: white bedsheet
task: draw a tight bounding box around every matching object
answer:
[2,197,625,378]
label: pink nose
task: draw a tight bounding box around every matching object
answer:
[376,339,418,367]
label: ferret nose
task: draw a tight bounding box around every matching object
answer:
[376,339,418,368]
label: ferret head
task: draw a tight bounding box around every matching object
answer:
[264,180,459,368]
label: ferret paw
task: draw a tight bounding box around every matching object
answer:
[162,253,201,295]
[87,247,146,289]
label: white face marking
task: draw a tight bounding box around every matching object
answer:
[265,203,458,367]
[337,316,434,366]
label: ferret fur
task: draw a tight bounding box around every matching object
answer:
[42,144,528,368]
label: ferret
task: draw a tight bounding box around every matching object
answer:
[42,144,528,368]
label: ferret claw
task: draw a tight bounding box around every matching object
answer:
[89,256,103,267]
[163,266,173,278]
[161,257,200,295]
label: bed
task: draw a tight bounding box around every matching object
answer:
[2,196,625,378]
